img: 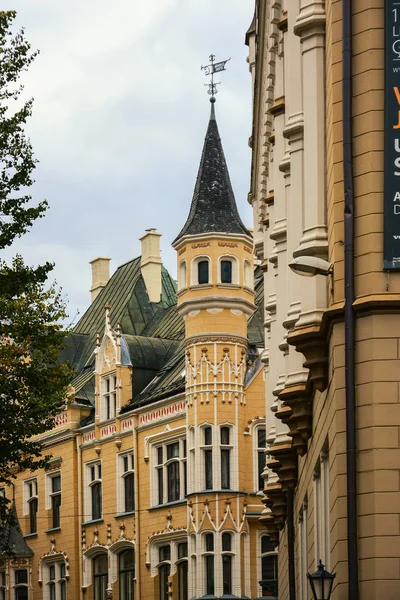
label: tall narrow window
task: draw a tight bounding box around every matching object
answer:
[177,543,188,600]
[154,438,186,505]
[120,453,135,513]
[102,374,117,421]
[14,569,28,600]
[220,260,233,283]
[204,534,214,596]
[314,448,330,568]
[93,555,108,600]
[47,562,66,600]
[158,545,171,600]
[88,462,102,521]
[119,549,135,600]
[204,427,213,490]
[257,427,266,491]
[222,533,233,595]
[260,535,278,597]
[178,261,187,290]
[167,442,180,502]
[220,427,231,490]
[244,260,252,288]
[50,474,61,529]
[25,479,38,534]
[198,260,209,284]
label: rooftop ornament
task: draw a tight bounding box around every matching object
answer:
[201,53,231,102]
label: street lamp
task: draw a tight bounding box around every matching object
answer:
[307,560,336,600]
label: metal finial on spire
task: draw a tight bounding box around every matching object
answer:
[201,54,231,101]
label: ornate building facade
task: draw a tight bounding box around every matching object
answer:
[0,102,276,600]
[246,0,400,599]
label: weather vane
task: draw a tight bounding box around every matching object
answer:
[201,54,231,100]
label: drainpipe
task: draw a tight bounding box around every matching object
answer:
[342,1,359,599]
[287,487,296,600]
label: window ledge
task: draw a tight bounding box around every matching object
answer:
[189,284,213,290]
[187,490,246,498]
[23,532,38,539]
[149,499,186,511]
[115,511,135,519]
[217,283,241,289]
[45,527,61,534]
[82,518,104,527]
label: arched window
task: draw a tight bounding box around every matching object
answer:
[178,261,187,291]
[221,260,232,283]
[260,535,278,597]
[244,260,252,288]
[219,256,239,284]
[119,549,135,600]
[256,426,266,492]
[191,257,211,285]
[198,260,209,284]
[222,533,233,595]
[204,534,214,596]
[93,555,108,600]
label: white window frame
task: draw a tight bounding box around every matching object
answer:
[84,461,102,522]
[116,451,135,515]
[253,422,266,493]
[100,373,117,422]
[244,259,253,289]
[199,424,237,491]
[151,436,187,507]
[191,255,211,286]
[257,531,278,598]
[11,567,30,600]
[178,260,187,291]
[46,471,62,530]
[43,560,67,600]
[217,254,239,285]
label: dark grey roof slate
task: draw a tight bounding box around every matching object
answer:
[0,502,33,556]
[174,103,250,243]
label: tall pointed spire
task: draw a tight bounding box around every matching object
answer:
[173,100,250,244]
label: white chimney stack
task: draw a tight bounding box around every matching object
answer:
[140,229,162,303]
[89,257,111,302]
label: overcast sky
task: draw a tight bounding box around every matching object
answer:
[5,1,254,324]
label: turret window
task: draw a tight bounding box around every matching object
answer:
[220,427,231,490]
[218,255,239,284]
[203,427,213,490]
[244,260,252,288]
[198,260,209,284]
[221,260,232,283]
[178,261,187,291]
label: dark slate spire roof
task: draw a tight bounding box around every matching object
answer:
[174,100,250,243]
[0,502,33,556]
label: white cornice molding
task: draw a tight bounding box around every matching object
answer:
[177,295,257,317]
[172,231,253,251]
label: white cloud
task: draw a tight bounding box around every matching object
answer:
[4,0,255,321]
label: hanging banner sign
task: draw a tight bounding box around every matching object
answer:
[384,0,400,269]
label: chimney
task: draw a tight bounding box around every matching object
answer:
[89,257,111,302]
[140,229,162,303]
